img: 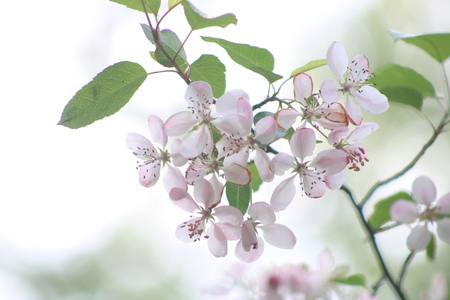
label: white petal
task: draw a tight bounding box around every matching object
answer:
[215,89,250,117]
[436,218,450,244]
[194,178,216,209]
[126,132,156,160]
[406,224,431,251]
[309,149,347,175]
[163,164,187,193]
[260,224,296,249]
[270,152,295,175]
[345,95,363,125]
[175,217,204,243]
[179,124,210,158]
[326,41,349,80]
[294,73,313,105]
[222,163,251,186]
[270,175,297,212]
[213,206,244,227]
[327,127,349,146]
[320,79,341,103]
[207,223,228,257]
[412,176,436,207]
[302,172,327,198]
[147,114,167,148]
[241,220,258,252]
[254,147,274,182]
[208,174,224,204]
[214,114,251,137]
[325,168,347,190]
[164,111,198,136]
[315,102,349,130]
[389,200,419,224]
[185,81,213,113]
[351,86,389,115]
[170,138,189,166]
[248,202,276,225]
[138,161,161,188]
[169,187,199,212]
[346,122,379,142]
[349,54,370,83]
[254,116,278,145]
[290,127,316,161]
[436,193,450,214]
[274,109,300,130]
[235,237,264,263]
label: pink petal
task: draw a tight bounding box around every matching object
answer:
[213,206,244,227]
[315,102,349,130]
[290,127,316,161]
[179,124,210,158]
[207,222,228,257]
[274,109,300,130]
[185,81,213,113]
[163,164,187,193]
[215,89,250,117]
[309,149,348,175]
[345,95,363,125]
[325,168,347,190]
[138,161,161,188]
[436,193,450,214]
[254,147,274,182]
[412,176,436,207]
[214,114,251,137]
[194,178,216,208]
[406,224,431,251]
[270,152,295,175]
[327,127,349,146]
[349,55,370,83]
[164,111,198,136]
[223,148,249,168]
[169,187,198,212]
[208,174,224,204]
[241,220,258,252]
[222,163,251,186]
[126,132,156,160]
[390,200,419,224]
[248,202,276,225]
[346,122,379,142]
[436,218,450,244]
[351,86,389,115]
[147,114,167,149]
[294,73,313,105]
[260,224,296,249]
[320,79,341,103]
[270,175,296,212]
[302,172,327,198]
[175,217,204,243]
[326,41,349,80]
[235,236,264,263]
[170,138,189,166]
[254,116,278,145]
[185,158,209,185]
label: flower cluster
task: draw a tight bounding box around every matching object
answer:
[125,42,388,261]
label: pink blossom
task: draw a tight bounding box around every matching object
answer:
[320,42,389,125]
[390,176,450,251]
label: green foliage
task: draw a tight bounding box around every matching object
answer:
[368,192,413,230]
[254,111,290,143]
[110,0,160,15]
[390,31,450,63]
[225,182,251,215]
[331,274,367,287]
[201,37,282,83]
[168,0,181,9]
[189,54,226,98]
[426,233,436,261]
[290,59,327,77]
[181,0,237,30]
[371,64,436,111]
[59,62,147,129]
[248,163,263,192]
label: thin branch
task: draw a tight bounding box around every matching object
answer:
[397,251,415,292]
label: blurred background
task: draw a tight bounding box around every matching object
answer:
[1,0,450,299]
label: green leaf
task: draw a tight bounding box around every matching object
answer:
[168,0,181,9]
[390,31,450,63]
[181,0,237,30]
[141,25,188,70]
[254,111,289,143]
[189,54,226,98]
[331,274,367,287]
[201,36,282,83]
[110,0,160,15]
[426,233,436,261]
[368,192,413,230]
[290,59,327,77]
[377,86,423,111]
[248,163,263,192]
[225,182,251,215]
[59,61,147,129]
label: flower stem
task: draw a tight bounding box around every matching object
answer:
[397,251,415,291]
[340,185,408,300]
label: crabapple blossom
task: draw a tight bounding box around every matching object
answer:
[320,42,389,125]
[270,127,348,211]
[169,176,243,257]
[235,202,296,263]
[390,176,450,251]
[126,115,187,187]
